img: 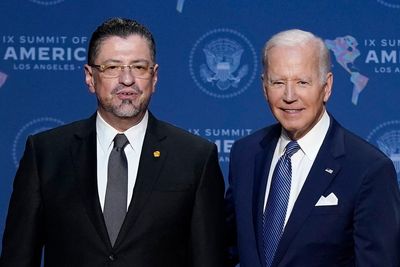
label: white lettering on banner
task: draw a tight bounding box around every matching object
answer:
[187,128,252,162]
[363,38,400,64]
[12,63,76,71]
[19,36,68,44]
[204,128,252,137]
[4,47,86,61]
[33,64,76,71]
[381,39,400,47]
[0,35,88,72]
[3,47,17,60]
[373,67,400,73]
[16,36,87,45]
[71,36,88,44]
[358,38,400,76]
[365,50,400,63]
[1,36,15,43]
[215,139,234,153]
[364,39,376,46]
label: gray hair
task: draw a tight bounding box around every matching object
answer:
[262,29,331,84]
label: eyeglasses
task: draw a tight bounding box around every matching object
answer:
[90,62,155,79]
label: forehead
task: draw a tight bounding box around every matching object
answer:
[96,34,152,61]
[266,44,319,75]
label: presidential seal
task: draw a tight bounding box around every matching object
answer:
[12,117,64,168]
[189,28,257,98]
[367,120,400,186]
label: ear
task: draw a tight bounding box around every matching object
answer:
[84,64,96,94]
[323,72,333,103]
[151,64,159,93]
[261,74,269,101]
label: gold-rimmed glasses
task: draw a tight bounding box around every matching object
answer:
[90,62,155,79]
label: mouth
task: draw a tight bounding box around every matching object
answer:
[115,89,141,100]
[281,108,303,114]
[117,91,136,96]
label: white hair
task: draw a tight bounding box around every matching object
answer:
[262,29,331,84]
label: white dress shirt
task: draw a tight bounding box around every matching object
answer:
[96,111,148,211]
[264,110,330,227]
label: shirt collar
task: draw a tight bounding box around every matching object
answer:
[279,110,330,160]
[96,111,149,153]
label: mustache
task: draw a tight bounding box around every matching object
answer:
[111,85,142,95]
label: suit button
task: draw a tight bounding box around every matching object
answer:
[109,254,117,261]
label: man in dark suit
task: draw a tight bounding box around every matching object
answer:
[0,18,225,267]
[225,29,400,267]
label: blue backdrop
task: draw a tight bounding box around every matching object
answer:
[1,0,399,252]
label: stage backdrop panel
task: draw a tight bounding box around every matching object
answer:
[1,0,399,254]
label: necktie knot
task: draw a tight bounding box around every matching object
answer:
[113,134,129,150]
[284,141,300,158]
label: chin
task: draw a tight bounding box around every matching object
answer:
[281,123,302,135]
[111,105,138,117]
[116,110,140,118]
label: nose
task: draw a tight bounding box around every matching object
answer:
[283,81,297,103]
[118,67,136,86]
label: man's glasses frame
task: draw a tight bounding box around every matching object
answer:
[90,63,156,79]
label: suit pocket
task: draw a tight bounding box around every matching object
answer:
[311,201,351,216]
[311,205,340,215]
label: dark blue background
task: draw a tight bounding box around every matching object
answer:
[1,0,399,253]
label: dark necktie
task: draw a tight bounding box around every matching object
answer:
[104,133,129,246]
[263,141,300,267]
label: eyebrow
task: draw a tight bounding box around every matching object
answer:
[100,59,151,65]
[268,76,312,82]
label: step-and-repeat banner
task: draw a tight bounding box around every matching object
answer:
[1,0,399,249]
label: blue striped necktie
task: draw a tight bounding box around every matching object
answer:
[263,140,300,267]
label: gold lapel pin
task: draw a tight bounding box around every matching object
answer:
[153,151,161,158]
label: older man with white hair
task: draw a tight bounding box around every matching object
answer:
[225,29,400,267]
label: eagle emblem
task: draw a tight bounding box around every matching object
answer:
[200,38,248,91]
[368,121,400,187]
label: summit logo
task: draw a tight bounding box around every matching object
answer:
[325,34,400,105]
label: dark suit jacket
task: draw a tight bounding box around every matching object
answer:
[225,115,400,267]
[0,112,225,267]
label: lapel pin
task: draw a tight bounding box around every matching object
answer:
[153,151,161,158]
[325,168,333,174]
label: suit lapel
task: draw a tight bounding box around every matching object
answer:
[114,113,167,247]
[272,118,345,267]
[253,125,281,267]
[70,114,111,247]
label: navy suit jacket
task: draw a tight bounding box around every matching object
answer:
[225,115,400,267]
[1,112,225,267]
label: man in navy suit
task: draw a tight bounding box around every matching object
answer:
[0,18,225,267]
[225,29,400,267]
